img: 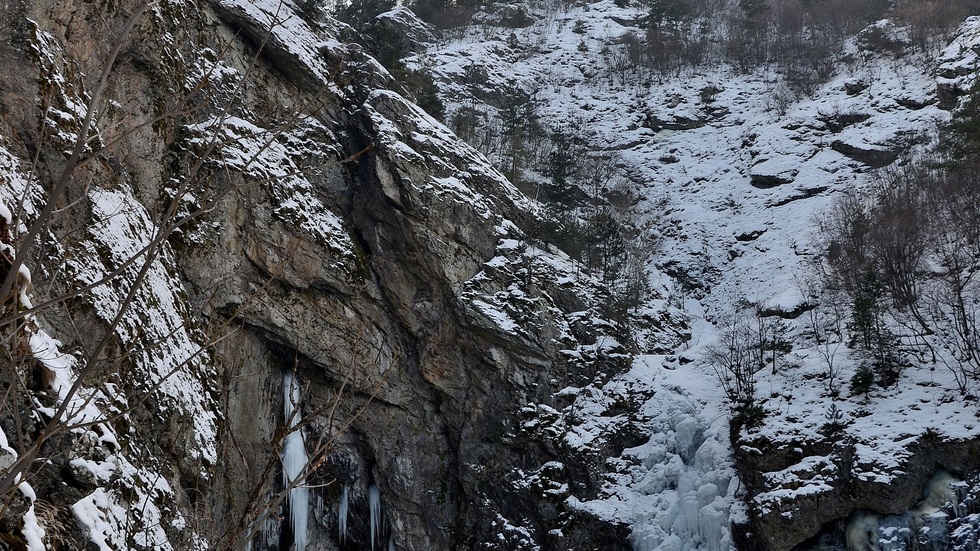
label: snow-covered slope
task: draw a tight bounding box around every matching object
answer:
[419,2,980,549]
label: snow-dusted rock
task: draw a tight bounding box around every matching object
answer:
[749,157,799,188]
[472,3,535,29]
[375,7,438,52]
[936,16,980,107]
[830,138,900,168]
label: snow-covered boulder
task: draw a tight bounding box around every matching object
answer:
[830,138,900,168]
[374,7,438,52]
[750,157,799,188]
[472,3,535,29]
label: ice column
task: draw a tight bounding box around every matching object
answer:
[369,483,382,551]
[338,484,349,544]
[282,371,309,551]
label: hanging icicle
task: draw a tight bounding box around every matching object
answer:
[282,371,310,551]
[369,483,382,551]
[339,484,349,545]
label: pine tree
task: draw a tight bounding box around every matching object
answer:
[544,128,580,208]
[847,269,901,388]
[850,363,874,398]
[499,81,532,180]
[941,78,980,164]
[336,0,396,29]
[642,0,692,29]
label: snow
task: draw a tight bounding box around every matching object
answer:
[21,501,45,551]
[568,355,735,551]
[937,16,980,91]
[0,117,206,551]
[213,0,347,93]
[185,115,356,265]
[0,426,46,551]
[424,1,980,548]
[68,186,218,463]
[364,87,538,224]
[2,0,979,548]
[25,23,102,154]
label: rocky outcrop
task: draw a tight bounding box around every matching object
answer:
[375,7,438,52]
[472,3,535,29]
[733,430,980,550]
[830,139,900,168]
[936,16,980,109]
[749,157,798,188]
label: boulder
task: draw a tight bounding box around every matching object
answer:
[374,7,438,53]
[473,3,535,28]
[831,139,899,168]
[750,157,799,188]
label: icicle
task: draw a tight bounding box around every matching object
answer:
[339,484,349,544]
[282,371,310,551]
[369,483,382,551]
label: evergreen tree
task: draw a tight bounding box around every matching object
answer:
[359,23,445,121]
[941,79,980,164]
[849,363,874,398]
[847,270,901,387]
[642,0,692,29]
[335,0,396,30]
[498,81,532,180]
[847,270,885,350]
[544,128,581,208]
[585,208,627,283]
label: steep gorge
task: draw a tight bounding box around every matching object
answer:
[2,0,980,550]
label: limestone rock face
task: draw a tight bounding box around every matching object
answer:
[732,432,980,550]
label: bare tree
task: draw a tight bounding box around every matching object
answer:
[0,2,374,549]
[797,276,845,397]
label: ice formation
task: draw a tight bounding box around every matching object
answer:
[369,483,382,551]
[282,371,309,551]
[338,484,349,544]
[604,360,735,551]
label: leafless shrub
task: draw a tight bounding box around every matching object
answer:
[797,276,846,397]
[0,2,377,549]
[707,302,792,422]
[894,0,980,53]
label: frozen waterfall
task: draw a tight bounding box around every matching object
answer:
[282,371,309,551]
[576,356,736,551]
